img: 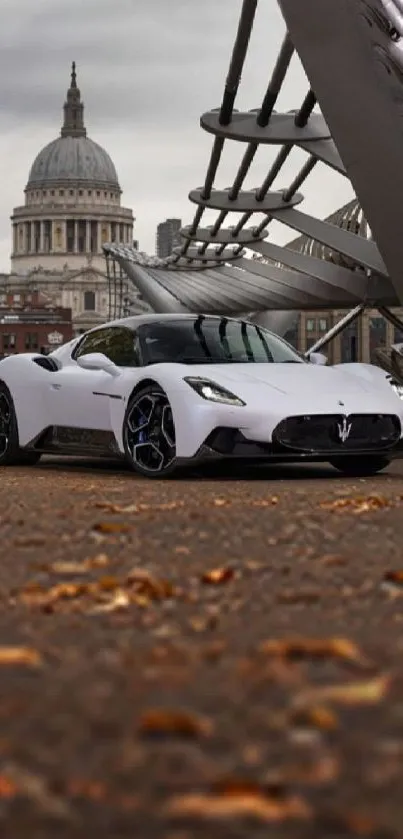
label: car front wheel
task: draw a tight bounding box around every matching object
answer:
[123,384,178,478]
[329,455,391,477]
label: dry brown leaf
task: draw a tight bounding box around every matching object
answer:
[138,708,213,738]
[0,646,42,667]
[213,498,230,507]
[294,674,391,709]
[163,785,311,822]
[251,496,279,507]
[201,567,235,585]
[0,775,17,798]
[93,522,132,534]
[89,590,130,614]
[127,568,177,600]
[94,502,138,513]
[259,636,365,665]
[319,554,347,567]
[44,554,110,575]
[320,495,390,514]
[290,705,339,731]
[0,763,72,818]
[384,570,403,585]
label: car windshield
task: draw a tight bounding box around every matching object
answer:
[138,317,304,365]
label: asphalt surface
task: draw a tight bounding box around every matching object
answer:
[2,457,403,837]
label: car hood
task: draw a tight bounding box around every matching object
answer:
[177,362,382,398]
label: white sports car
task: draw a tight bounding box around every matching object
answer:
[0,313,403,479]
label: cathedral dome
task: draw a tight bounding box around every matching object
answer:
[27,136,120,190]
[25,63,120,192]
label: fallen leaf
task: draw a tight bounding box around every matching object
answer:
[138,708,213,739]
[43,554,110,575]
[201,568,235,585]
[259,637,366,666]
[213,499,230,507]
[89,590,131,614]
[290,705,339,731]
[0,763,72,819]
[0,775,17,798]
[163,783,311,822]
[320,495,390,514]
[251,497,279,507]
[127,568,177,600]
[293,674,391,709]
[0,646,42,667]
[93,522,132,534]
[94,502,139,513]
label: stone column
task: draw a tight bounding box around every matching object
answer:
[12,224,17,255]
[85,220,91,253]
[39,221,45,253]
[74,220,78,253]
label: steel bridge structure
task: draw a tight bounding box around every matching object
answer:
[104,0,403,355]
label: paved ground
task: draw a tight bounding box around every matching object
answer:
[1,457,403,837]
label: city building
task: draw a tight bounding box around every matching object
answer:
[0,287,72,358]
[156,218,182,258]
[261,199,403,363]
[3,62,147,336]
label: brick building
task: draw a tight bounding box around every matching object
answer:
[0,288,72,358]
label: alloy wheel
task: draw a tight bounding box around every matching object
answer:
[125,390,176,474]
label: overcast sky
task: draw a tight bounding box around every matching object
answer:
[0,0,353,272]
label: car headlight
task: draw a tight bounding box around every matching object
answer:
[389,377,403,399]
[184,376,246,406]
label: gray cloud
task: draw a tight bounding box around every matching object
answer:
[0,0,353,270]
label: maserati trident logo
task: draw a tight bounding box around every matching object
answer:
[337,416,352,443]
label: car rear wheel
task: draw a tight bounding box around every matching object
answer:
[123,384,178,478]
[0,383,41,466]
[329,455,391,477]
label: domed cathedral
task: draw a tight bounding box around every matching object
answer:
[8,63,146,334]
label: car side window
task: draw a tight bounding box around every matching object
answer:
[74,329,112,360]
[74,327,140,367]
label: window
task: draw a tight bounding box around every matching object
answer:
[97,191,101,197]
[78,220,86,253]
[319,318,328,332]
[59,190,64,196]
[13,294,21,303]
[74,327,139,367]
[51,190,55,196]
[90,221,98,253]
[25,333,39,350]
[0,295,7,305]
[66,220,75,253]
[69,190,74,196]
[138,317,304,366]
[3,334,16,350]
[84,291,95,311]
[79,190,83,196]
[43,220,52,253]
[306,318,316,332]
[34,221,40,253]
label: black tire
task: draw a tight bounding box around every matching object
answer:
[0,382,41,467]
[329,455,390,477]
[123,384,178,478]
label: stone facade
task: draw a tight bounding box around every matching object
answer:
[5,63,147,335]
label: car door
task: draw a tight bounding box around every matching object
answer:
[47,326,134,432]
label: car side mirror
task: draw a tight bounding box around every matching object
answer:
[76,352,121,377]
[308,352,327,366]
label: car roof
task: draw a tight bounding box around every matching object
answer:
[84,313,239,335]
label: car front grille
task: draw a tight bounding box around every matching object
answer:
[273,414,401,453]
